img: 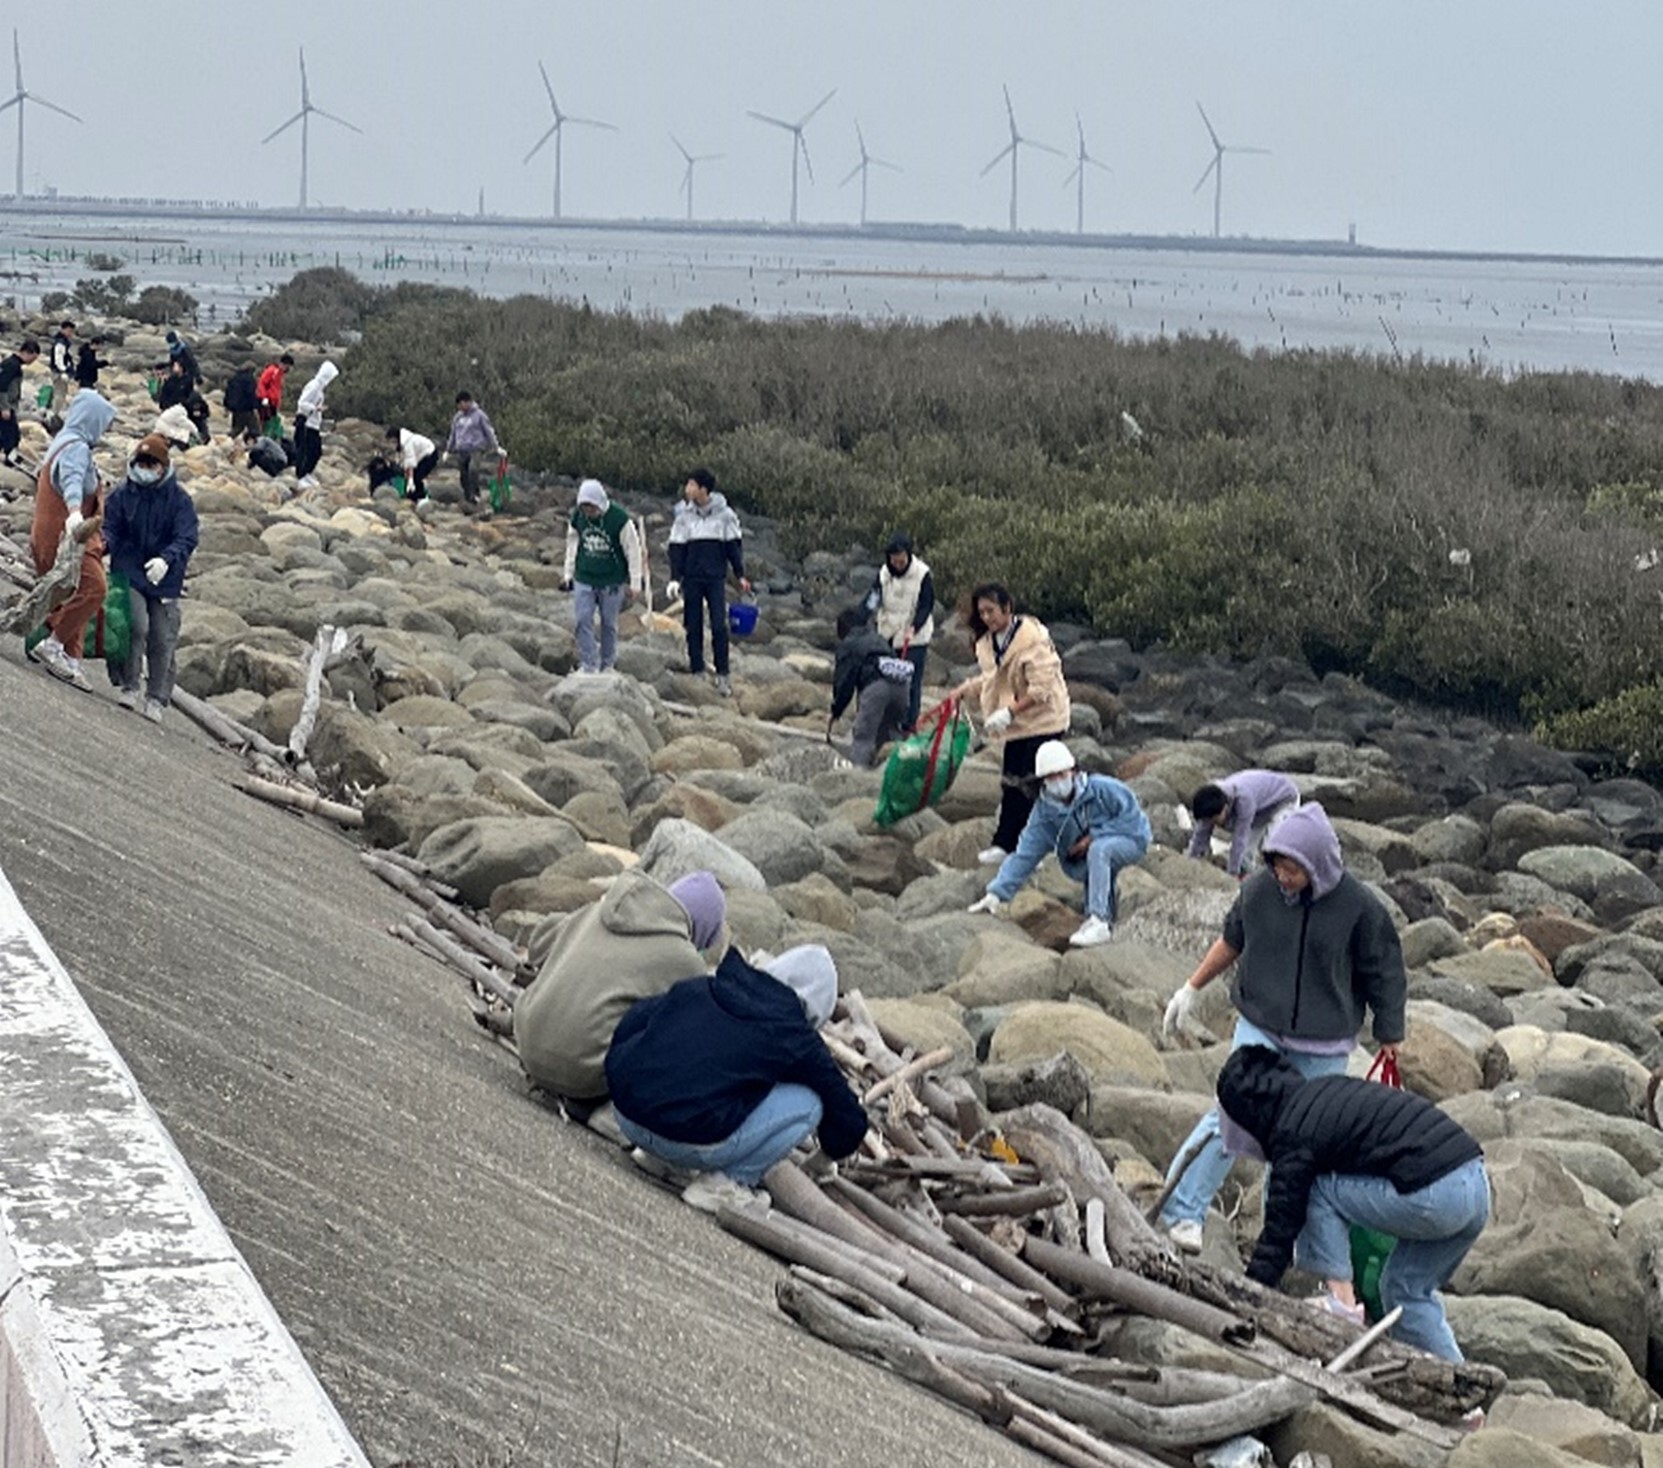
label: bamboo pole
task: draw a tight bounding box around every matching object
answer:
[864,1047,955,1104]
[238,774,363,828]
[361,852,532,982]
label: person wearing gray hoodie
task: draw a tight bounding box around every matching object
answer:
[1154,802,1407,1253]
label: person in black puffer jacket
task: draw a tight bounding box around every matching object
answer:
[1217,1044,1488,1362]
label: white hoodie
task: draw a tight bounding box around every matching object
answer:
[296,361,338,418]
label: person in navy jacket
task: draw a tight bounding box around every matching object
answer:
[102,433,199,724]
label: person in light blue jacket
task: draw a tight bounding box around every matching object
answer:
[968,740,1151,948]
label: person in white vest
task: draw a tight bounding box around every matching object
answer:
[863,532,935,731]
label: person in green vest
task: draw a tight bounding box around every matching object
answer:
[562,478,643,673]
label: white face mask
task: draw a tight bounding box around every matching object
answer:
[128,463,163,487]
[1043,774,1075,801]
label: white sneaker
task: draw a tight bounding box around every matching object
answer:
[977,845,1008,866]
[38,639,91,690]
[1069,916,1115,948]
[681,1171,769,1215]
[117,689,140,711]
[297,475,319,490]
[142,699,165,724]
[713,674,732,697]
[629,1147,695,1189]
[1167,1219,1204,1254]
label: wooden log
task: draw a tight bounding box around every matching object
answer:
[785,1265,907,1328]
[389,921,451,968]
[1084,1198,1112,1266]
[753,1207,909,1287]
[288,624,341,763]
[864,1046,955,1104]
[764,1160,895,1256]
[840,1156,1039,1186]
[940,1215,1080,1318]
[360,848,460,900]
[843,991,963,1127]
[1327,1307,1403,1375]
[1000,1396,1172,1468]
[1143,1133,1208,1226]
[936,1184,1070,1218]
[172,688,305,772]
[238,775,364,828]
[408,917,520,1009]
[362,853,533,982]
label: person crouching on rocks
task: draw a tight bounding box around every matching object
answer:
[968,740,1149,948]
[1217,1044,1489,1361]
[1156,802,1406,1255]
[562,478,643,674]
[1187,770,1301,880]
[513,870,727,1127]
[386,425,439,502]
[293,360,337,488]
[103,434,199,724]
[936,582,1070,867]
[863,531,934,733]
[605,943,869,1213]
[827,606,912,767]
[664,466,749,698]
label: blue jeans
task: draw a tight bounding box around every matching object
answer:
[1294,1158,1489,1362]
[1059,834,1144,923]
[574,582,625,671]
[615,1083,823,1187]
[1160,1016,1352,1228]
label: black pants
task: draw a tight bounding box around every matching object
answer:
[455,450,479,502]
[994,731,1060,852]
[903,644,929,732]
[0,408,17,455]
[294,416,323,477]
[410,450,439,500]
[682,577,729,675]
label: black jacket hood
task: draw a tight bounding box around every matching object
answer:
[1216,1044,1307,1148]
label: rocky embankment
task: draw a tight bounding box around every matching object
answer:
[7,323,1663,1466]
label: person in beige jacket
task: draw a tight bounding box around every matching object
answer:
[946,582,1072,865]
[513,868,726,1105]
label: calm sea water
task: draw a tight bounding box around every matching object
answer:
[4,209,1662,380]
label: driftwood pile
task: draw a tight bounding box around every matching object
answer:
[366,854,1503,1468]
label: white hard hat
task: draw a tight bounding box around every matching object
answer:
[1034,741,1076,779]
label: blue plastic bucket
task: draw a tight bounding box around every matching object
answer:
[728,601,760,637]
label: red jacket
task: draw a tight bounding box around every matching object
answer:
[256,362,287,409]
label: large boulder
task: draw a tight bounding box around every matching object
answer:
[946,930,1067,1008]
[1495,1028,1649,1119]
[988,1001,1169,1089]
[636,817,767,893]
[1266,1401,1444,1468]
[1486,802,1608,872]
[716,810,826,886]
[1448,1423,1628,1468]
[1429,947,1556,996]
[840,835,935,898]
[651,734,744,778]
[1398,1004,1489,1101]
[416,816,587,908]
[1410,813,1487,868]
[309,704,421,788]
[1518,847,1663,925]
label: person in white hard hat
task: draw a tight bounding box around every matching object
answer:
[967,740,1151,948]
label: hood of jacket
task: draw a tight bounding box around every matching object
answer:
[596,867,696,943]
[310,361,339,391]
[761,944,838,1026]
[1261,801,1345,900]
[677,490,730,520]
[153,404,196,444]
[1216,1044,1307,1151]
[49,391,116,454]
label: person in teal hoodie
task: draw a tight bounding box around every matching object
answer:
[561,478,643,674]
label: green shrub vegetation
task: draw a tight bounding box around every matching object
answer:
[246,270,1663,740]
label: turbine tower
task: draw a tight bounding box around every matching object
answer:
[1193,102,1268,239]
[1061,114,1110,235]
[260,48,360,211]
[839,120,899,228]
[523,62,616,220]
[979,85,1061,233]
[747,89,836,225]
[671,136,721,222]
[0,30,81,202]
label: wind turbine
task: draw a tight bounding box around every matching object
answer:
[747,88,836,225]
[0,30,81,202]
[671,135,721,222]
[260,48,360,211]
[1061,114,1111,235]
[1193,102,1268,239]
[839,120,899,228]
[524,62,616,220]
[979,85,1061,233]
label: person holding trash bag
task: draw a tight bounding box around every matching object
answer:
[863,532,934,732]
[665,466,749,697]
[446,390,501,505]
[968,740,1150,948]
[1156,802,1406,1255]
[386,424,439,502]
[828,606,912,767]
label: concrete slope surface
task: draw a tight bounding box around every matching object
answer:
[0,649,1037,1467]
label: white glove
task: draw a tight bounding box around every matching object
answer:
[984,707,1013,736]
[144,556,168,586]
[664,580,682,603]
[1163,983,1200,1038]
[966,892,1002,916]
[65,510,83,538]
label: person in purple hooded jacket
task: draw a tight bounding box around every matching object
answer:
[1186,769,1301,879]
[1154,802,1406,1254]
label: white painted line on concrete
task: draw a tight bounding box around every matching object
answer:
[0,859,371,1466]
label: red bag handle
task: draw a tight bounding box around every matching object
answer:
[918,696,961,811]
[1365,1050,1401,1089]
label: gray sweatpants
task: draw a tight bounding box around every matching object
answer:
[848,677,911,767]
[121,592,182,705]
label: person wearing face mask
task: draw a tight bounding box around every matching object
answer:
[102,434,199,723]
[1154,802,1406,1255]
[967,741,1150,948]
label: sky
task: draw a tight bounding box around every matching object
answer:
[6,1,1656,256]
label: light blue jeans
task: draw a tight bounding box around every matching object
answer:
[1059,834,1145,923]
[574,582,626,671]
[615,1083,823,1187]
[1159,1016,1352,1228]
[1293,1157,1489,1361]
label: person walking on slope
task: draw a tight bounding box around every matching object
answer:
[223,362,261,439]
[665,466,749,697]
[26,391,118,691]
[1157,802,1407,1255]
[293,360,337,487]
[562,478,643,674]
[445,391,501,505]
[102,433,200,724]
[0,338,40,467]
[939,583,1071,866]
[968,740,1150,947]
[828,606,912,767]
[165,331,201,392]
[73,336,109,392]
[1186,769,1302,879]
[47,321,75,413]
[256,353,293,428]
[605,944,869,1213]
[1216,1045,1489,1361]
[863,532,935,732]
[386,424,439,502]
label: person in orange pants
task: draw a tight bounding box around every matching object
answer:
[27,391,116,691]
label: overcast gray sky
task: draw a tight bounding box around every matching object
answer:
[11,2,1651,254]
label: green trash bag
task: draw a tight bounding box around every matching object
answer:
[263,414,285,441]
[35,380,52,408]
[23,571,130,663]
[488,454,512,512]
[1350,1224,1396,1322]
[390,473,408,498]
[873,697,971,828]
[146,374,161,400]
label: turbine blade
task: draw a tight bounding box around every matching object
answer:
[799,134,815,183]
[671,133,692,163]
[748,110,794,131]
[1193,157,1217,193]
[1231,145,1271,155]
[1002,82,1016,136]
[12,29,21,95]
[261,110,306,145]
[839,160,862,187]
[1025,139,1065,158]
[980,142,1015,177]
[1062,165,1080,187]
[566,115,617,131]
[0,95,20,117]
[299,47,310,105]
[523,121,559,164]
[539,60,557,109]
[1088,157,1112,173]
[855,119,866,155]
[798,88,836,128]
[872,157,900,172]
[24,93,82,123]
[1195,101,1221,150]
[311,106,362,134]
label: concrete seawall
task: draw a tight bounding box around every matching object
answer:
[0,861,368,1466]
